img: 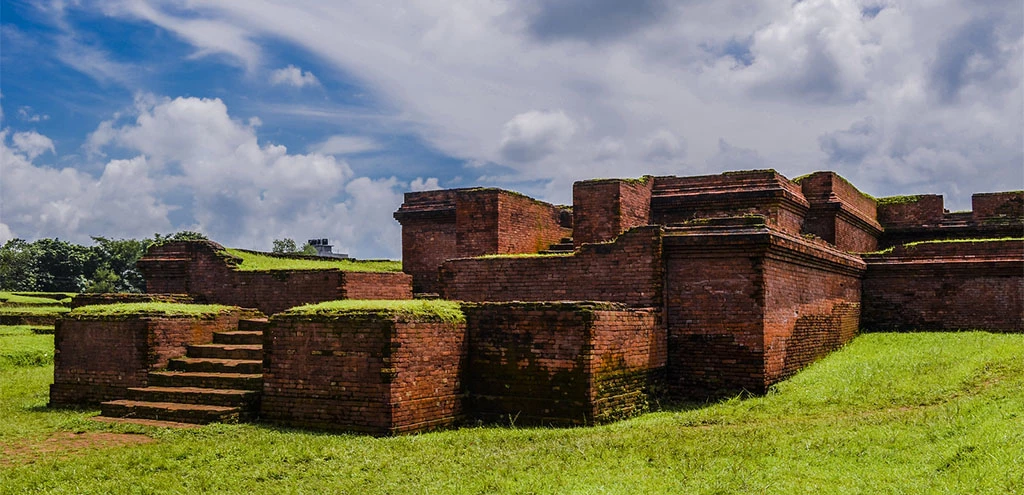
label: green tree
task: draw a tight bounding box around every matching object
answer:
[83,267,120,293]
[300,243,318,255]
[0,239,38,290]
[272,238,298,254]
[90,237,148,292]
[31,238,97,292]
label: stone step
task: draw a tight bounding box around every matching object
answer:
[101,400,246,424]
[187,344,263,361]
[213,331,264,345]
[148,371,262,390]
[126,386,259,408]
[559,237,573,244]
[167,357,262,374]
[237,318,270,331]
[544,242,575,252]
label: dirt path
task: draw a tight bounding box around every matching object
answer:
[0,432,156,467]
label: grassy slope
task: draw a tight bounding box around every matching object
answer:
[223,249,402,272]
[281,299,465,323]
[69,302,236,318]
[0,331,1022,494]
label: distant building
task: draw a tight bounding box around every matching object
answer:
[307,238,348,258]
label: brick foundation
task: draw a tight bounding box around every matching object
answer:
[50,309,259,406]
[463,302,664,426]
[261,313,467,435]
[662,218,865,397]
[862,239,1024,332]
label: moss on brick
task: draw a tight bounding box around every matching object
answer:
[876,195,926,206]
[222,248,402,272]
[281,299,465,324]
[69,302,237,319]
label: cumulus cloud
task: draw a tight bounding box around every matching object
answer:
[11,131,55,159]
[0,130,173,242]
[20,1,1024,225]
[499,110,577,163]
[311,135,380,155]
[409,177,441,191]
[644,129,684,162]
[270,65,321,88]
[6,97,408,257]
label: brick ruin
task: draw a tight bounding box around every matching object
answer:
[51,169,1023,433]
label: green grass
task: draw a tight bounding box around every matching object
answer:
[0,331,1022,493]
[0,326,54,369]
[864,237,1023,255]
[222,248,402,272]
[68,302,237,318]
[875,194,926,206]
[0,305,70,316]
[281,299,465,324]
[476,252,573,259]
[0,292,67,306]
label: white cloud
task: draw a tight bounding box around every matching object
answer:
[11,131,55,159]
[409,177,441,191]
[2,96,413,257]
[499,110,577,163]
[270,65,321,88]
[311,135,380,155]
[14,0,1024,244]
[0,130,173,242]
[644,129,684,162]
[17,107,50,122]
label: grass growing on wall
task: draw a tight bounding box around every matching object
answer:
[864,237,1024,255]
[222,249,402,273]
[0,292,70,306]
[0,305,71,316]
[875,194,926,206]
[281,299,465,324]
[69,302,237,318]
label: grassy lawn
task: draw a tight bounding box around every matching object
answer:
[222,248,402,272]
[1,330,1022,494]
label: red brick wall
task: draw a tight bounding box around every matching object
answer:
[50,311,251,406]
[400,217,457,294]
[973,191,1024,222]
[798,172,881,252]
[455,190,501,256]
[573,178,653,246]
[440,226,663,307]
[762,256,862,383]
[662,220,865,397]
[261,314,466,435]
[395,188,569,293]
[498,190,571,254]
[862,240,1024,332]
[463,302,663,425]
[650,170,809,235]
[139,241,412,314]
[393,190,459,293]
[876,195,945,227]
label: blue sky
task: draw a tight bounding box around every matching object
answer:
[1,0,1021,258]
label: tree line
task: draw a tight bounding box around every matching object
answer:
[0,232,207,293]
[0,234,322,293]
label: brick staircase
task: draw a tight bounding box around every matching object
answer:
[540,237,575,254]
[98,318,268,425]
